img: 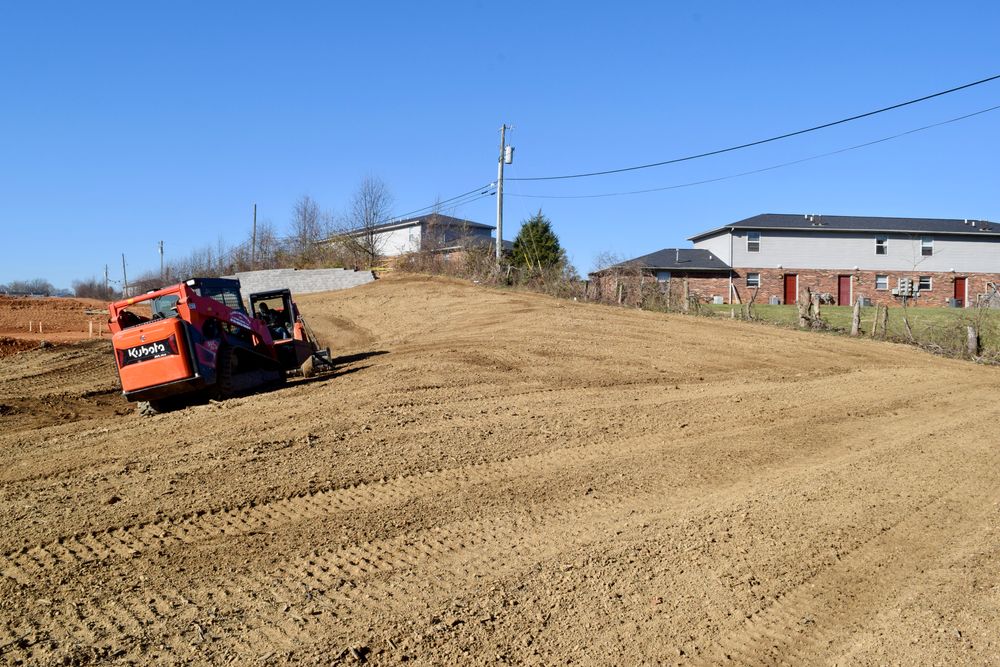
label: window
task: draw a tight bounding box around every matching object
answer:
[746,272,760,288]
[195,285,246,312]
[918,276,932,291]
[875,275,888,290]
[747,231,761,252]
[151,294,181,319]
[655,270,671,283]
[921,237,934,256]
[875,236,888,255]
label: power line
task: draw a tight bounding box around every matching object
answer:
[506,104,1000,200]
[509,73,1000,182]
[433,191,497,217]
[383,183,496,223]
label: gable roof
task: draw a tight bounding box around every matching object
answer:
[394,213,494,230]
[689,213,1000,242]
[327,213,494,240]
[600,248,730,273]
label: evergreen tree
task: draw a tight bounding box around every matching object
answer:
[511,209,563,271]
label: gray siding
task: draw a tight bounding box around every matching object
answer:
[724,229,1000,273]
[692,233,732,265]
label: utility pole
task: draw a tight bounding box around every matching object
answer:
[104,265,109,298]
[158,240,164,280]
[251,203,257,269]
[121,254,128,297]
[495,124,513,265]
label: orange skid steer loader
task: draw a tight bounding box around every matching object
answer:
[108,278,333,414]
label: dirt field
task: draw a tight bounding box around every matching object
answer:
[0,295,110,344]
[1,274,998,665]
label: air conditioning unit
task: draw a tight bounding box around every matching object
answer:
[859,297,872,307]
[769,296,781,305]
[712,295,724,305]
[947,298,961,308]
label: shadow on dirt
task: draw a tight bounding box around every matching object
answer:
[332,350,389,366]
[291,363,373,388]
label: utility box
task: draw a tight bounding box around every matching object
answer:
[504,146,514,164]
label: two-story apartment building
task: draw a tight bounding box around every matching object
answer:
[691,214,1000,307]
[593,214,1000,308]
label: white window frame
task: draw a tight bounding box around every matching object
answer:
[875,275,888,290]
[921,237,934,256]
[875,236,888,255]
[918,275,932,291]
[746,272,760,288]
[746,231,761,253]
[655,270,671,283]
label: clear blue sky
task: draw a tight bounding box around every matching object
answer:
[2,1,998,288]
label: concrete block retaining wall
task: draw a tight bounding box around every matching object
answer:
[226,268,375,296]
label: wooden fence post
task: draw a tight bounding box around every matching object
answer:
[879,305,889,339]
[797,287,811,328]
[850,299,861,336]
[967,326,980,357]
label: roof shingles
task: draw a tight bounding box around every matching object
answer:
[689,213,998,241]
[610,248,730,272]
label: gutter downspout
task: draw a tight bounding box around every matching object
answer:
[728,229,734,305]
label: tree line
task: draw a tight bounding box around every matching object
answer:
[4,177,579,302]
[124,175,394,294]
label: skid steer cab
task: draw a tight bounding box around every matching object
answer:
[108,278,329,415]
[248,288,332,376]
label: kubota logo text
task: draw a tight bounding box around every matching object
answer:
[126,342,166,359]
[119,335,177,366]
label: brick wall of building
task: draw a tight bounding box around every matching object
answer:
[732,268,1000,308]
[589,270,731,306]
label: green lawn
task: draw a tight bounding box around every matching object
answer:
[704,303,1000,353]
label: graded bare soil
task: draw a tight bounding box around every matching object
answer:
[0,295,110,343]
[1,274,998,665]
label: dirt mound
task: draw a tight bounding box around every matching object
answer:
[0,336,37,357]
[0,275,998,665]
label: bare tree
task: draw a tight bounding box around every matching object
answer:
[291,195,324,261]
[337,175,394,267]
[5,278,56,296]
[253,218,280,269]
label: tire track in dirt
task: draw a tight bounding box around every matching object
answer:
[704,479,1000,665]
[0,432,658,587]
[6,484,669,661]
[3,428,975,662]
[0,370,933,588]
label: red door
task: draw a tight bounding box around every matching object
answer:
[783,274,797,305]
[954,277,967,307]
[837,275,852,306]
